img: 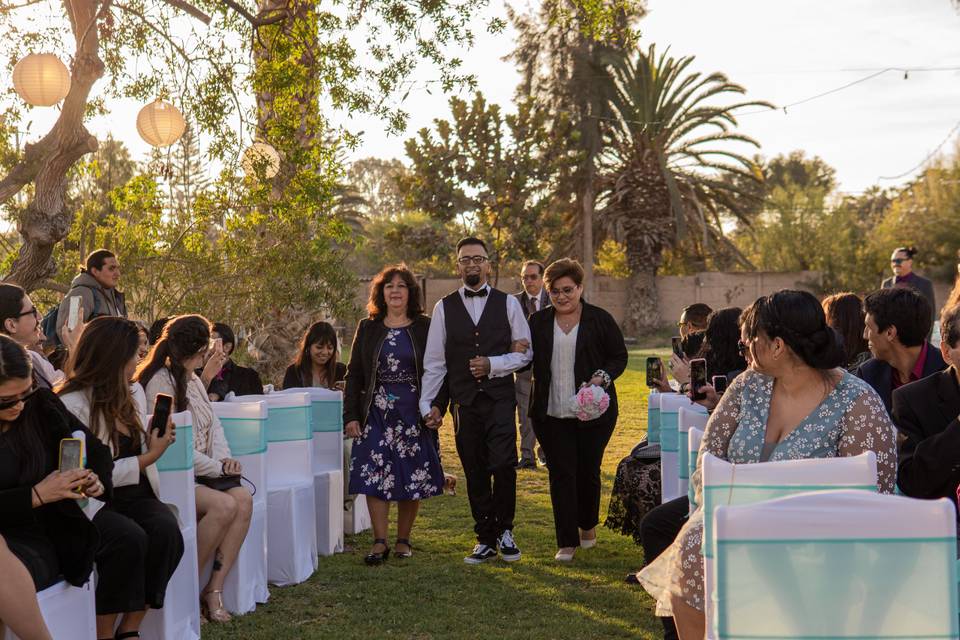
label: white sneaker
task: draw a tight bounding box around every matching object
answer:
[555,548,575,562]
[580,537,597,550]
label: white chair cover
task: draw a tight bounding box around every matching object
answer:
[345,493,372,535]
[700,452,878,639]
[659,394,701,503]
[211,401,270,613]
[677,406,709,499]
[647,390,670,445]
[3,581,96,640]
[714,491,958,639]
[687,427,704,513]
[278,387,344,555]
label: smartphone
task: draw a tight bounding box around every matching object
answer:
[712,374,728,396]
[150,393,173,438]
[59,438,84,473]
[67,295,82,330]
[646,357,663,388]
[690,358,707,401]
[671,336,683,358]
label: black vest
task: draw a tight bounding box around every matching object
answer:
[443,287,515,406]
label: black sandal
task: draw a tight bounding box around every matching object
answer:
[395,538,413,558]
[115,633,141,639]
[364,538,390,565]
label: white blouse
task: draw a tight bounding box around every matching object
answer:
[547,321,579,419]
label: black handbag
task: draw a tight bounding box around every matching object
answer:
[195,475,242,492]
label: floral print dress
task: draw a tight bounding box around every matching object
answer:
[348,328,444,501]
[638,369,897,615]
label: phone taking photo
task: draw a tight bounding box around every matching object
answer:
[712,374,728,396]
[690,358,707,401]
[646,357,663,388]
[150,394,173,438]
[671,336,683,359]
[67,296,82,330]
[59,438,83,473]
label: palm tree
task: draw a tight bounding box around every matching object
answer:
[596,45,771,335]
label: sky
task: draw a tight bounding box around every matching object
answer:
[18,0,960,194]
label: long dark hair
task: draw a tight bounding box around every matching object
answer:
[58,317,142,450]
[136,315,211,411]
[0,283,27,334]
[699,307,747,377]
[294,321,338,388]
[741,290,845,371]
[366,264,423,321]
[0,334,42,483]
[822,293,868,366]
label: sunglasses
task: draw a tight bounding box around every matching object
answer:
[891,258,909,265]
[0,384,37,410]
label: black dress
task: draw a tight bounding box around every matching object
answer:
[91,432,183,614]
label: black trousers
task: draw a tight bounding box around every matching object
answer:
[640,495,690,640]
[93,493,184,615]
[533,416,615,548]
[453,393,518,546]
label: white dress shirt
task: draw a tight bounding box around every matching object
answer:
[420,283,534,416]
[547,321,579,418]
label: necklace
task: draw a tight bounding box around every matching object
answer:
[556,311,580,333]
[384,315,412,329]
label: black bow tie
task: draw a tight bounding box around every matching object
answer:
[464,288,488,298]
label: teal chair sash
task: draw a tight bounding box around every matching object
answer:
[156,423,194,472]
[266,405,312,443]
[220,416,268,456]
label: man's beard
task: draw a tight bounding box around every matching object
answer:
[464,273,481,287]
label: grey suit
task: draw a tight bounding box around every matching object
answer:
[515,289,551,464]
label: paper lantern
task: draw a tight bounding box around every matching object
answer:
[12,53,71,106]
[241,142,281,179]
[136,99,186,147]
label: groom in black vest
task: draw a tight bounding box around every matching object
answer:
[420,238,534,564]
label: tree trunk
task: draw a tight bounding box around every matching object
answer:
[582,170,595,300]
[1,0,104,291]
[622,245,662,337]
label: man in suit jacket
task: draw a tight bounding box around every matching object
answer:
[882,247,937,335]
[891,303,960,513]
[515,260,551,469]
[856,287,946,413]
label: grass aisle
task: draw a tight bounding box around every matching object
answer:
[204,350,666,639]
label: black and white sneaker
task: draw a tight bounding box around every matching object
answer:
[497,529,521,562]
[464,543,498,565]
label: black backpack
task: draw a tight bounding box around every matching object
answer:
[42,285,101,347]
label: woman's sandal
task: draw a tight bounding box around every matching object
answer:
[364,538,390,565]
[394,538,413,558]
[200,589,232,623]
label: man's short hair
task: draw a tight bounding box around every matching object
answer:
[521,260,544,275]
[456,237,488,254]
[212,322,236,348]
[863,288,932,348]
[682,303,713,328]
[85,249,116,272]
[941,305,960,349]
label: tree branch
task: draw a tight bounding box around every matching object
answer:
[160,0,211,24]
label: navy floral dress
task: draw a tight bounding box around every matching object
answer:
[348,328,444,501]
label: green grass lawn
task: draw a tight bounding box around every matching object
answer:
[204,349,669,639]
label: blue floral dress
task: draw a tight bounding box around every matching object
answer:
[348,328,444,501]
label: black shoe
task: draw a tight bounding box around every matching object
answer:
[395,538,413,558]
[497,529,521,562]
[464,543,497,564]
[515,459,536,470]
[364,538,390,565]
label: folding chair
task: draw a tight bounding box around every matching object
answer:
[678,406,708,499]
[2,581,96,640]
[659,394,702,503]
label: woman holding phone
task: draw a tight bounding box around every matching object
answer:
[0,334,113,639]
[137,315,251,624]
[59,317,184,640]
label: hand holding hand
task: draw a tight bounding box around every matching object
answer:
[345,420,362,438]
[469,356,491,379]
[423,406,442,429]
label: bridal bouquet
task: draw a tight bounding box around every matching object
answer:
[570,384,610,422]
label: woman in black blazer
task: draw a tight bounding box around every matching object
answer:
[528,259,628,562]
[342,265,447,565]
[282,321,348,391]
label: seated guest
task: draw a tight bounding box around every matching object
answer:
[638,290,897,640]
[892,304,960,510]
[0,335,113,636]
[665,307,710,388]
[206,323,263,400]
[822,292,871,372]
[134,322,150,362]
[59,317,184,639]
[137,315,252,624]
[856,287,945,412]
[282,321,347,390]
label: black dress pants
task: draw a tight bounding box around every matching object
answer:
[533,416,615,548]
[93,490,184,615]
[453,393,518,546]
[640,495,689,640]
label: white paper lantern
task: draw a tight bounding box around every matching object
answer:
[136,99,186,147]
[241,141,281,179]
[12,53,71,106]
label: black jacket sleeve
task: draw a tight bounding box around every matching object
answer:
[892,388,960,499]
[343,319,367,424]
[281,364,301,391]
[596,308,629,383]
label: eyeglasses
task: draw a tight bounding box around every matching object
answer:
[549,286,578,297]
[457,256,488,266]
[0,384,37,410]
[891,258,909,265]
[14,307,40,323]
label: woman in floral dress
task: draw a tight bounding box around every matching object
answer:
[638,290,897,639]
[344,265,446,565]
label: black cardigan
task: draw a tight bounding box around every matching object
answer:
[343,315,447,427]
[282,362,347,391]
[0,389,114,586]
[527,301,629,428]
